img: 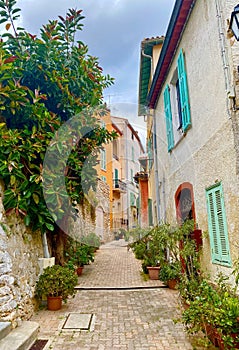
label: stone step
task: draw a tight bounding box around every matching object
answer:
[0,322,12,341]
[0,321,39,350]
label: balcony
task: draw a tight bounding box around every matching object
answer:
[113,179,127,192]
[133,171,148,184]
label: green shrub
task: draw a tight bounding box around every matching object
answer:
[81,232,101,248]
[35,265,78,302]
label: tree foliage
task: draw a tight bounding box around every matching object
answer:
[0,0,116,233]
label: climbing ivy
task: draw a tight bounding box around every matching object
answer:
[0,0,116,234]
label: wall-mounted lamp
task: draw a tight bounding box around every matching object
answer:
[229,4,239,41]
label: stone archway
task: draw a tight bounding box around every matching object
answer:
[175,182,195,223]
[175,182,202,250]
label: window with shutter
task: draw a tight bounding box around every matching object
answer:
[130,192,135,207]
[148,198,153,226]
[100,149,106,170]
[147,137,153,169]
[205,183,231,267]
[177,49,191,132]
[163,84,174,152]
[114,168,119,188]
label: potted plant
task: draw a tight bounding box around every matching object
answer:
[143,255,161,280]
[35,265,78,310]
[159,261,181,289]
[181,275,239,349]
[65,239,95,276]
[141,224,169,279]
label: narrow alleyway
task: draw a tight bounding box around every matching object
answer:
[30,240,210,350]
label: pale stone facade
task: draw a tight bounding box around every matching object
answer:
[0,183,43,325]
[141,0,239,280]
[95,178,112,243]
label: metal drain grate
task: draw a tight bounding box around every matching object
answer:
[29,339,48,350]
[62,313,94,330]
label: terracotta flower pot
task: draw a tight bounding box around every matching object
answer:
[167,278,178,289]
[47,296,62,311]
[147,266,160,280]
[76,266,84,276]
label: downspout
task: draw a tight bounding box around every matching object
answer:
[215,0,233,118]
[42,232,50,258]
[152,109,161,223]
[141,50,153,79]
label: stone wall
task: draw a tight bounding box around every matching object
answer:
[0,177,112,324]
[95,178,112,243]
[64,178,112,244]
[0,183,43,326]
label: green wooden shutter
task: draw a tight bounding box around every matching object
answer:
[163,85,174,152]
[206,183,231,267]
[130,192,135,206]
[147,138,153,169]
[177,49,191,132]
[114,168,119,187]
[100,149,106,170]
[148,198,153,226]
[136,196,140,209]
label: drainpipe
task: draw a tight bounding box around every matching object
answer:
[215,0,233,118]
[152,109,161,224]
[42,231,50,258]
[141,49,153,79]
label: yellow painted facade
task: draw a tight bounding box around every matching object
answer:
[95,109,114,229]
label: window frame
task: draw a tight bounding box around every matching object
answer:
[163,49,191,152]
[100,148,106,171]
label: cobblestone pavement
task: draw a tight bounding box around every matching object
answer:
[30,240,210,350]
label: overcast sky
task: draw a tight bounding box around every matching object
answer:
[16,0,175,138]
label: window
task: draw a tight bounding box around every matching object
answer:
[100,149,106,170]
[113,139,118,159]
[130,169,134,182]
[130,192,135,207]
[147,137,153,169]
[101,176,106,182]
[114,168,119,187]
[177,49,191,131]
[163,49,191,152]
[205,183,231,267]
[148,198,153,226]
[176,79,182,129]
[131,146,135,161]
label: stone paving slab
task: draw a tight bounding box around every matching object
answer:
[63,313,93,330]
[30,240,216,349]
[77,241,164,289]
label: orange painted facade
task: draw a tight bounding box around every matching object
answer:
[95,110,144,234]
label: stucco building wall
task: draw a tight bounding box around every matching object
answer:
[154,0,239,277]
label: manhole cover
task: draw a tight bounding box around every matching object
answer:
[29,339,48,350]
[63,313,94,330]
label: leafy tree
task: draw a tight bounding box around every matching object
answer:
[0,0,116,252]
